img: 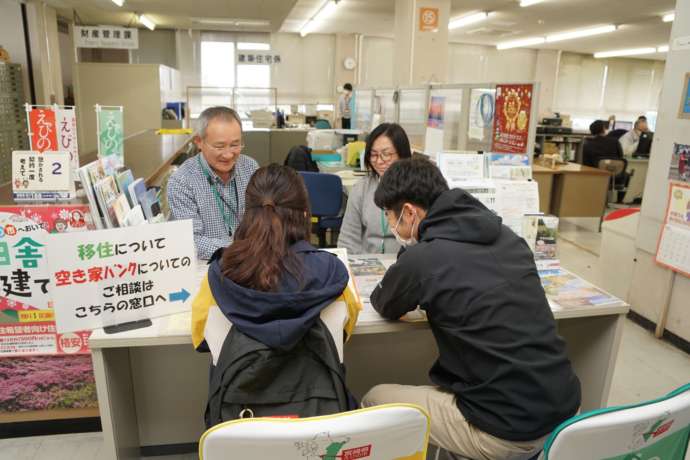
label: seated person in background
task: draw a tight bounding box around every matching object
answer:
[362,159,581,460]
[338,123,412,254]
[619,115,649,157]
[167,106,259,260]
[583,119,624,167]
[191,165,360,425]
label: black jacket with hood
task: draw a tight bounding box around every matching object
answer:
[371,188,581,442]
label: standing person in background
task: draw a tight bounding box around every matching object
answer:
[167,106,259,260]
[338,123,412,254]
[619,115,649,157]
[339,83,353,129]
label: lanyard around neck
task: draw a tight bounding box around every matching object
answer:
[198,155,237,235]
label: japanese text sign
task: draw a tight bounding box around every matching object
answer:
[492,84,533,154]
[74,26,139,49]
[96,106,124,172]
[27,105,80,176]
[47,220,196,332]
[12,151,72,193]
[236,52,282,65]
[419,7,439,31]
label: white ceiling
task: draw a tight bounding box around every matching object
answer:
[47,0,298,32]
[51,0,675,59]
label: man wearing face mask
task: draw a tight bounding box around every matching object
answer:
[362,159,581,460]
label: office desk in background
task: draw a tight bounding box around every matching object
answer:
[89,255,629,460]
[532,163,611,217]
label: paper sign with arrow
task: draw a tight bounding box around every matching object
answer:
[46,220,197,333]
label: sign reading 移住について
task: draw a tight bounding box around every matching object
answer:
[46,220,197,333]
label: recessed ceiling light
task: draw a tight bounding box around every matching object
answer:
[545,25,616,43]
[497,36,546,50]
[111,0,124,6]
[594,47,657,58]
[449,12,493,30]
[657,45,669,53]
[662,12,675,23]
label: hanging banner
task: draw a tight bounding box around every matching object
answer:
[492,84,533,154]
[27,107,58,153]
[47,220,196,333]
[0,210,94,356]
[55,106,80,175]
[96,105,124,173]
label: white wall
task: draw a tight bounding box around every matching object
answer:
[553,52,664,125]
[448,43,537,84]
[360,36,395,88]
[0,0,32,101]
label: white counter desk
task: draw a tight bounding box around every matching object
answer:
[90,256,629,459]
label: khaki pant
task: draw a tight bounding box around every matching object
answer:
[362,384,547,460]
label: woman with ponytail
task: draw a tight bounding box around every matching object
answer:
[191,164,361,358]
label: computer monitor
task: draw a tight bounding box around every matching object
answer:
[635,132,654,156]
[615,121,633,131]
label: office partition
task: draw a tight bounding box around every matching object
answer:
[398,86,430,148]
[353,88,374,132]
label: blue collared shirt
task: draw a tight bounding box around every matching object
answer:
[167,153,259,259]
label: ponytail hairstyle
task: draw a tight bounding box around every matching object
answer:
[221,164,311,292]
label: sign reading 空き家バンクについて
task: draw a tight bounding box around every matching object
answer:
[46,220,196,333]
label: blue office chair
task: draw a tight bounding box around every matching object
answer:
[314,119,332,129]
[299,171,343,248]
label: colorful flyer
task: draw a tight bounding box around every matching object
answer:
[427,96,445,129]
[492,84,533,154]
[0,209,94,356]
[669,143,690,184]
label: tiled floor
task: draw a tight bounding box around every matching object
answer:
[1,224,689,460]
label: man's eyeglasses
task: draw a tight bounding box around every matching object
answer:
[204,140,244,154]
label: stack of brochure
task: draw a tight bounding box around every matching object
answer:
[77,160,162,229]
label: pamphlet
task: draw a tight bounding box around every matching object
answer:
[539,269,618,309]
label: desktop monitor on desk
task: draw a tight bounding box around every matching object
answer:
[615,121,633,131]
[635,132,653,157]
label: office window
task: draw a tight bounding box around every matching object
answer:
[237,42,270,51]
[237,65,270,88]
[201,41,235,87]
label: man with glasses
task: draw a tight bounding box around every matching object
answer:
[168,106,259,259]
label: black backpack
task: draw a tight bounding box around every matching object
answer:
[204,319,356,428]
[284,145,319,172]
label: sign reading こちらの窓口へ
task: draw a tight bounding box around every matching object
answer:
[46,220,196,333]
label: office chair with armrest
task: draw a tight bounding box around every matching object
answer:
[199,404,430,460]
[540,382,690,460]
[314,119,332,129]
[299,171,343,248]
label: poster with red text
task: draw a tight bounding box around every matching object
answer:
[0,207,95,356]
[491,84,533,154]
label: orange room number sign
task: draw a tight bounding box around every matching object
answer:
[419,7,439,32]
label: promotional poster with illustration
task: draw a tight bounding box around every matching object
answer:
[492,84,533,154]
[669,143,690,184]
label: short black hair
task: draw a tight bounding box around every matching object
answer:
[590,120,606,136]
[374,158,449,214]
[344,83,353,91]
[637,115,647,121]
[364,123,412,177]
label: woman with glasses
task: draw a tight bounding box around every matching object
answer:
[337,123,412,254]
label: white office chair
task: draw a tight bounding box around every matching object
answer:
[199,404,430,460]
[541,382,690,460]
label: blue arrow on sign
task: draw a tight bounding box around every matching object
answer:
[169,288,190,303]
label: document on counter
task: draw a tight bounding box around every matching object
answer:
[494,180,540,236]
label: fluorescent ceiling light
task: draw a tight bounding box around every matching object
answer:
[594,47,656,58]
[300,0,339,37]
[662,12,675,22]
[546,25,616,43]
[139,14,155,31]
[497,36,545,50]
[192,18,270,27]
[520,0,546,7]
[449,11,491,30]
[657,45,669,53]
[111,0,124,6]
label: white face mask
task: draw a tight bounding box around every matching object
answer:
[391,209,419,247]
